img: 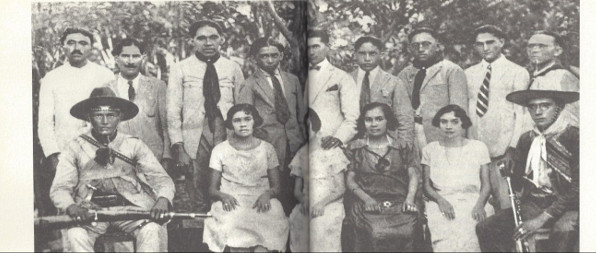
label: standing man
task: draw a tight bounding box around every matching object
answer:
[167,20,244,249]
[107,38,171,170]
[476,89,579,252]
[37,28,115,234]
[50,87,175,252]
[307,29,359,150]
[465,25,530,210]
[397,26,468,150]
[351,36,414,147]
[526,30,579,127]
[236,37,306,214]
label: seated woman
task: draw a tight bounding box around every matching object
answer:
[345,102,421,252]
[289,108,348,252]
[203,104,289,252]
[421,104,492,252]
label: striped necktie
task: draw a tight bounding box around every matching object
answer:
[476,64,491,117]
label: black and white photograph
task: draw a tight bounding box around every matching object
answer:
[0,0,591,251]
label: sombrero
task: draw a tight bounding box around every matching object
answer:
[70,87,139,121]
[506,89,579,106]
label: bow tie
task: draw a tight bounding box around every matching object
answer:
[309,65,321,71]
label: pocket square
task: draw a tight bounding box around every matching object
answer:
[326,84,339,92]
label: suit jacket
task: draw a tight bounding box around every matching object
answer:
[167,55,244,159]
[50,132,175,211]
[308,60,359,144]
[397,59,469,144]
[351,67,415,145]
[465,56,529,157]
[107,74,171,160]
[236,69,306,164]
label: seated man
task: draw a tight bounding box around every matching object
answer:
[476,89,579,252]
[49,87,175,252]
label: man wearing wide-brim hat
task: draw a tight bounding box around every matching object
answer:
[49,87,175,252]
[476,89,579,252]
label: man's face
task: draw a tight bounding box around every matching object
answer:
[256,46,282,73]
[63,33,92,67]
[527,98,560,130]
[307,37,328,65]
[474,32,504,63]
[356,42,381,71]
[527,34,562,68]
[88,107,122,136]
[410,32,441,62]
[192,26,222,57]
[116,45,144,79]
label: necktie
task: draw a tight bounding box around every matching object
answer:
[268,71,290,124]
[359,71,371,109]
[127,80,135,101]
[476,64,491,117]
[195,52,222,132]
[411,67,426,110]
[309,65,321,71]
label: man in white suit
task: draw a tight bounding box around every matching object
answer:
[465,25,530,211]
[307,30,359,149]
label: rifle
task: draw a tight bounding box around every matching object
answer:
[498,161,530,253]
[35,209,211,230]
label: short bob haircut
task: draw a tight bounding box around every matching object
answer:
[224,103,264,130]
[60,27,94,45]
[354,36,384,51]
[357,102,399,135]
[112,38,145,56]
[473,24,506,40]
[250,37,284,57]
[189,20,223,37]
[431,104,472,129]
[307,29,329,44]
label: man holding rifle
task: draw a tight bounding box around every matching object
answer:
[475,89,579,252]
[49,87,175,252]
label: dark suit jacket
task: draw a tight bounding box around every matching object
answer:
[108,74,171,160]
[236,69,306,164]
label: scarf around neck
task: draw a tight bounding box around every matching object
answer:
[195,51,222,132]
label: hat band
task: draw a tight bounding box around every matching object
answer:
[90,105,120,112]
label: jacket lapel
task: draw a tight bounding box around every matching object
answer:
[420,61,442,92]
[310,66,335,104]
[253,71,276,107]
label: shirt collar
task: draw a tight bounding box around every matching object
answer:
[533,61,556,76]
[118,73,141,89]
[258,67,281,78]
[481,54,505,68]
[358,65,380,78]
[311,59,330,70]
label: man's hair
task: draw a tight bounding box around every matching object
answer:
[531,30,565,49]
[308,29,329,44]
[408,26,441,42]
[111,38,145,56]
[250,37,284,57]
[60,28,94,45]
[189,20,223,37]
[224,103,264,130]
[354,36,384,51]
[431,104,472,129]
[357,102,399,135]
[474,25,506,40]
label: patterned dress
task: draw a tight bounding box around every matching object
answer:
[421,139,492,252]
[288,138,348,252]
[203,140,289,252]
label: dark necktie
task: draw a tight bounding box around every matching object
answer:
[309,65,321,71]
[476,64,491,117]
[127,80,135,101]
[411,67,426,110]
[359,71,371,109]
[268,71,290,124]
[195,52,222,132]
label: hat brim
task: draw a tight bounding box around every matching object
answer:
[70,96,139,121]
[506,90,579,106]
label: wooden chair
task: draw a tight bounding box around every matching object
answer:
[526,228,551,252]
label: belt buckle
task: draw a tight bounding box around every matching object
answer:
[382,201,393,208]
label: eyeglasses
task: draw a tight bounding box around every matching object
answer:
[527,102,555,112]
[526,43,554,50]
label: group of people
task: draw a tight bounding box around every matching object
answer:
[35,18,579,253]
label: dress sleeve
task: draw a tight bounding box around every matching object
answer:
[266,142,280,170]
[209,145,224,172]
[476,141,491,165]
[420,143,432,166]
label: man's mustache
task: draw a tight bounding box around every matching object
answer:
[70,50,83,56]
[123,64,137,68]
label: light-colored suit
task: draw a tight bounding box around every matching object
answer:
[397,59,468,146]
[167,55,244,159]
[351,67,415,145]
[108,74,171,160]
[308,60,359,144]
[236,68,306,165]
